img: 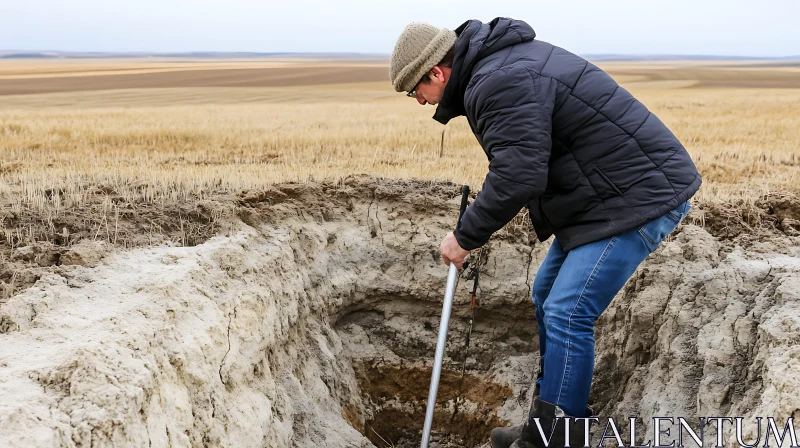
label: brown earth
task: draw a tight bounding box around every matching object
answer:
[2,61,800,97]
[356,363,512,447]
[0,66,389,95]
[605,66,800,89]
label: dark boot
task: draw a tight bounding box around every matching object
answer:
[514,397,592,448]
[491,424,523,448]
[490,382,541,448]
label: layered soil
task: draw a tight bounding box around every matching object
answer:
[0,177,799,447]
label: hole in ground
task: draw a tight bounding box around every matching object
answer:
[334,297,538,447]
[357,363,511,447]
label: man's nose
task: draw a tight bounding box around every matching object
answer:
[416,96,426,105]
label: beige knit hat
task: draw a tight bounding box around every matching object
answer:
[389,23,457,93]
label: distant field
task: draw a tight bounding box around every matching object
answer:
[603,64,800,89]
[0,58,798,219]
[2,59,800,96]
[0,59,389,95]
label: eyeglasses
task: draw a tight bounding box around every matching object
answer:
[406,72,430,97]
[406,80,421,98]
[406,71,435,97]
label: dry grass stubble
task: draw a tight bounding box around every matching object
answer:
[0,60,799,252]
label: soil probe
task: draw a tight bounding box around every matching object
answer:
[420,184,470,448]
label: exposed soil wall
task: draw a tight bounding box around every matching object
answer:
[0,178,798,447]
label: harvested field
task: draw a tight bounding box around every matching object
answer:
[0,65,389,95]
[0,59,799,447]
[0,59,387,78]
[0,84,797,216]
[3,59,800,96]
[600,64,800,89]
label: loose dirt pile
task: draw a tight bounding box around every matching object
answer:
[0,178,798,447]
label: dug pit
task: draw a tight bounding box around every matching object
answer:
[0,178,799,447]
[335,293,532,447]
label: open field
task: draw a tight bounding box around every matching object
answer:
[0,58,798,289]
[0,59,799,218]
[0,58,799,448]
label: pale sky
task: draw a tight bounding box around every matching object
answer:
[1,0,798,57]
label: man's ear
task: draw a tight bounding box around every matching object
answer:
[431,66,445,83]
[431,65,451,84]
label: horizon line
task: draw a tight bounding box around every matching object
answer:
[1,50,799,61]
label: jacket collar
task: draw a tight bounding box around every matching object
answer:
[432,20,478,125]
[432,18,536,125]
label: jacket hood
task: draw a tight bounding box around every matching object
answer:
[433,17,536,125]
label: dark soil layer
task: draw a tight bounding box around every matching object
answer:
[356,364,512,447]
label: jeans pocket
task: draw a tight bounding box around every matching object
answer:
[638,201,691,252]
[666,200,691,223]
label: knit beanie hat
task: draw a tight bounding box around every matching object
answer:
[389,23,457,93]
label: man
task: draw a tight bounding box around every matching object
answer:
[389,18,701,448]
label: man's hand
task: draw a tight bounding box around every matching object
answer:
[440,231,470,269]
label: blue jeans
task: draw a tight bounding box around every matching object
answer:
[532,200,691,417]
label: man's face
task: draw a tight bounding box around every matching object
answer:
[408,66,451,106]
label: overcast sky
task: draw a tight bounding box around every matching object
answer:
[1,0,798,57]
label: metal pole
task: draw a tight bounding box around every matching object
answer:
[421,262,459,448]
[420,185,470,448]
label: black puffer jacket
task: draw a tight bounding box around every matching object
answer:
[436,18,702,252]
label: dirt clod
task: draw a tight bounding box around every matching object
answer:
[59,240,110,266]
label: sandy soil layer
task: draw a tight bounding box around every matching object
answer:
[0,178,798,447]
